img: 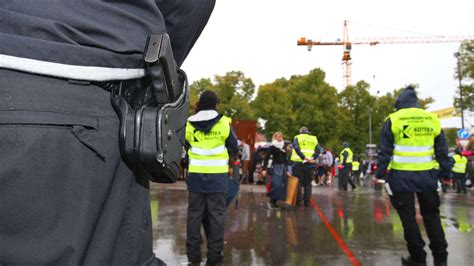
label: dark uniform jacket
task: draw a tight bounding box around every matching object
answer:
[0,1,215,265]
[0,1,215,79]
[376,89,452,192]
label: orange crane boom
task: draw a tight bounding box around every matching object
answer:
[298,35,474,47]
[297,20,474,88]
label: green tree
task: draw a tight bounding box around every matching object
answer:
[338,81,375,154]
[189,71,255,120]
[252,78,294,138]
[443,128,458,148]
[213,71,255,119]
[189,78,213,115]
[286,69,342,149]
[454,40,474,112]
[253,68,342,148]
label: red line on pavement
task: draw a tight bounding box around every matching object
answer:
[310,198,362,266]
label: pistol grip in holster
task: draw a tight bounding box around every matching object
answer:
[111,33,189,183]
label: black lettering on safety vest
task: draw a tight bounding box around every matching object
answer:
[403,125,413,139]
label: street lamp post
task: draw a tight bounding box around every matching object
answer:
[454,52,465,129]
[368,107,372,145]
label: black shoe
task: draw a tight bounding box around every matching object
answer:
[401,256,426,266]
[434,261,447,266]
[188,257,202,264]
[267,201,280,210]
[206,256,223,265]
[304,201,310,207]
[295,201,302,207]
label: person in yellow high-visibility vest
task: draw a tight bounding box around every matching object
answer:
[185,90,238,265]
[375,86,452,266]
[290,126,321,207]
[352,158,361,185]
[452,148,468,194]
[339,142,357,191]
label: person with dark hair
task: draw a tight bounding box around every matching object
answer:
[376,86,452,266]
[452,148,468,194]
[185,90,238,265]
[290,126,321,207]
[0,1,215,265]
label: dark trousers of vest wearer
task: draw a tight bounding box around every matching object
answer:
[0,69,161,265]
[390,191,448,263]
[338,164,355,190]
[293,163,313,204]
[187,191,226,264]
[453,172,467,194]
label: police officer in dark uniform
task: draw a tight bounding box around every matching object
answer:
[376,86,451,266]
[0,1,215,265]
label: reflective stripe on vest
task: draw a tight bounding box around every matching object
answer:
[339,148,353,164]
[185,116,230,174]
[290,134,318,162]
[389,108,441,171]
[452,154,467,174]
[190,145,226,156]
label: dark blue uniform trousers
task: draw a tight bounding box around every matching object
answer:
[0,69,161,265]
[390,191,448,263]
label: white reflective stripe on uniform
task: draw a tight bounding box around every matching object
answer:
[0,54,145,81]
[190,145,226,156]
[394,145,433,153]
[392,155,433,163]
[301,149,314,153]
[189,158,228,167]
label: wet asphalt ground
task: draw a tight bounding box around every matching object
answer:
[150,180,474,265]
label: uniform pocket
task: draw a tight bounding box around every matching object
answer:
[0,109,104,160]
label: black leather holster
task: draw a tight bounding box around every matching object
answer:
[111,33,189,183]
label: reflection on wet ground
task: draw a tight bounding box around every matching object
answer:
[151,181,474,265]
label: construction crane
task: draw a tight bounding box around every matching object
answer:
[297,20,474,88]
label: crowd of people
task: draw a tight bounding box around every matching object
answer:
[179,87,472,265]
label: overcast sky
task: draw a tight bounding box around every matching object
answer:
[182,0,473,111]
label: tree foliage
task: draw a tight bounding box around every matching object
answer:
[454,40,474,112]
[189,71,256,119]
[190,68,452,157]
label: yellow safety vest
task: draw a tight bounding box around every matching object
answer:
[340,148,353,164]
[290,134,318,162]
[389,108,441,171]
[222,115,232,124]
[186,117,230,173]
[352,161,360,171]
[452,154,467,174]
